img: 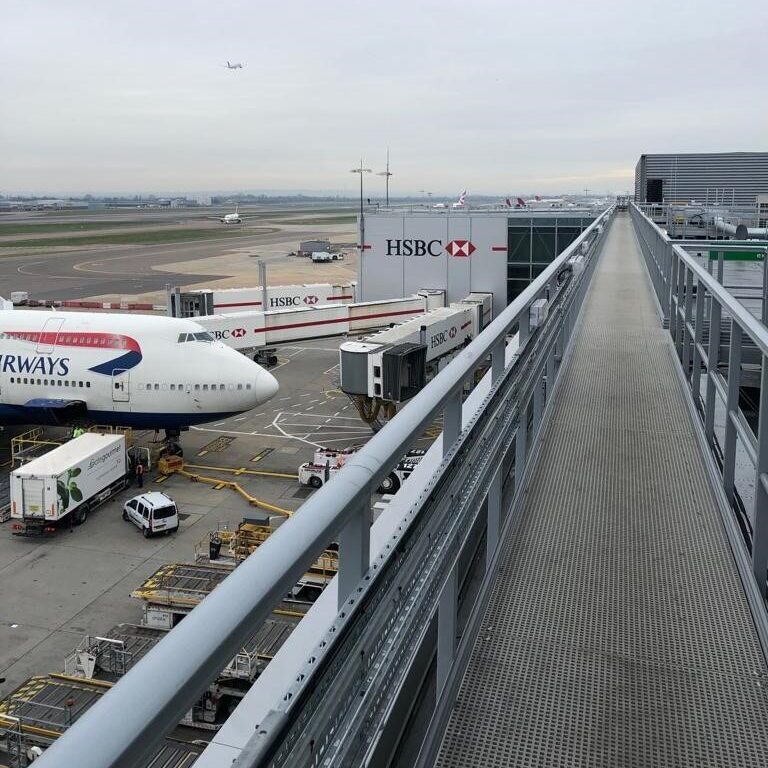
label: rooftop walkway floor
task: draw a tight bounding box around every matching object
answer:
[434,213,768,767]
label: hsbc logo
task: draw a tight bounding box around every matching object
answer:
[386,239,442,257]
[270,296,301,308]
[385,239,476,258]
[444,240,476,257]
[213,327,247,341]
[303,295,319,305]
[448,326,457,338]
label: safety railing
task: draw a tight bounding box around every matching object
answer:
[631,203,768,630]
[35,206,614,768]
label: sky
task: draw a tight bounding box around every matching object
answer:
[2,0,767,197]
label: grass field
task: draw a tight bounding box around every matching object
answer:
[0,227,276,248]
[280,215,357,225]
[0,221,152,236]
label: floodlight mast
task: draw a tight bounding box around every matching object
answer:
[377,148,393,207]
[350,160,372,258]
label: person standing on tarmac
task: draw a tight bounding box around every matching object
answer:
[136,461,145,489]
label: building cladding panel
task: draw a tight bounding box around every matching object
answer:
[635,152,768,206]
[360,214,509,317]
[360,212,595,317]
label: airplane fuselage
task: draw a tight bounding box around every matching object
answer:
[0,310,278,429]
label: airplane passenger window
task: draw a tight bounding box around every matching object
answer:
[23,378,28,384]
[237,384,243,390]
[194,384,200,391]
[203,385,208,391]
[219,384,225,390]
[154,384,159,391]
[170,384,176,391]
[178,384,183,390]
[86,382,91,388]
[246,384,252,390]
[58,381,62,386]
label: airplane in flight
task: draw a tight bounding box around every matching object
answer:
[226,61,245,69]
[433,190,467,210]
[0,308,279,439]
[220,204,242,224]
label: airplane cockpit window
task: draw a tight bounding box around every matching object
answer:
[193,332,214,342]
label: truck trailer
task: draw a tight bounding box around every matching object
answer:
[10,433,127,535]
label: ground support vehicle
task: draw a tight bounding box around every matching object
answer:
[10,434,126,535]
[0,673,202,766]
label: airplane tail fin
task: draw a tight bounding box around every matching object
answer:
[505,198,512,208]
[535,195,542,201]
[516,197,526,207]
[456,190,467,205]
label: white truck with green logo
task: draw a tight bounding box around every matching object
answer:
[10,433,128,535]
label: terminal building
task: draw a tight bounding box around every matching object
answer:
[359,209,598,316]
[634,151,768,206]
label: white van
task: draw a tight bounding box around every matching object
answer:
[122,492,179,537]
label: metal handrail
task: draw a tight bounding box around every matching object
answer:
[36,207,613,768]
[630,202,768,655]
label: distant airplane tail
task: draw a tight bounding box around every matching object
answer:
[535,195,542,201]
[516,197,527,208]
[457,190,467,205]
[505,198,512,208]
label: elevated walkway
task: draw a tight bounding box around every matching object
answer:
[435,214,768,767]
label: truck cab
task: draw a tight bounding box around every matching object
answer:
[123,492,179,537]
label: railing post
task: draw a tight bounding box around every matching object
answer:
[691,281,705,398]
[681,267,694,375]
[519,307,530,351]
[669,247,679,341]
[443,389,462,455]
[492,338,505,382]
[337,503,371,611]
[436,562,457,694]
[515,402,528,490]
[486,466,502,570]
[753,356,768,597]
[704,301,722,448]
[723,321,743,504]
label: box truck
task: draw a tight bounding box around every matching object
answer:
[10,433,128,535]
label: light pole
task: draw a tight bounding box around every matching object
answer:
[350,160,372,256]
[350,160,372,217]
[377,148,393,207]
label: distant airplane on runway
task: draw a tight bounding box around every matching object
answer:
[220,205,242,224]
[225,61,245,70]
[432,190,467,209]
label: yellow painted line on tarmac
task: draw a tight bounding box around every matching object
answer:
[184,463,298,480]
[213,483,225,490]
[154,475,168,484]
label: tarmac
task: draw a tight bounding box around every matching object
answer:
[0,206,357,303]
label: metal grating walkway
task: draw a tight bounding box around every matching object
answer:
[434,214,768,768]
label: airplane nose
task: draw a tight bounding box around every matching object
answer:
[254,367,279,404]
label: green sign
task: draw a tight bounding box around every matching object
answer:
[708,250,766,262]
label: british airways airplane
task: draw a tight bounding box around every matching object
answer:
[0,308,279,431]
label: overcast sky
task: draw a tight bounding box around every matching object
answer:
[2,0,767,197]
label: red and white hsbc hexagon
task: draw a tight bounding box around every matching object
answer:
[444,240,476,257]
